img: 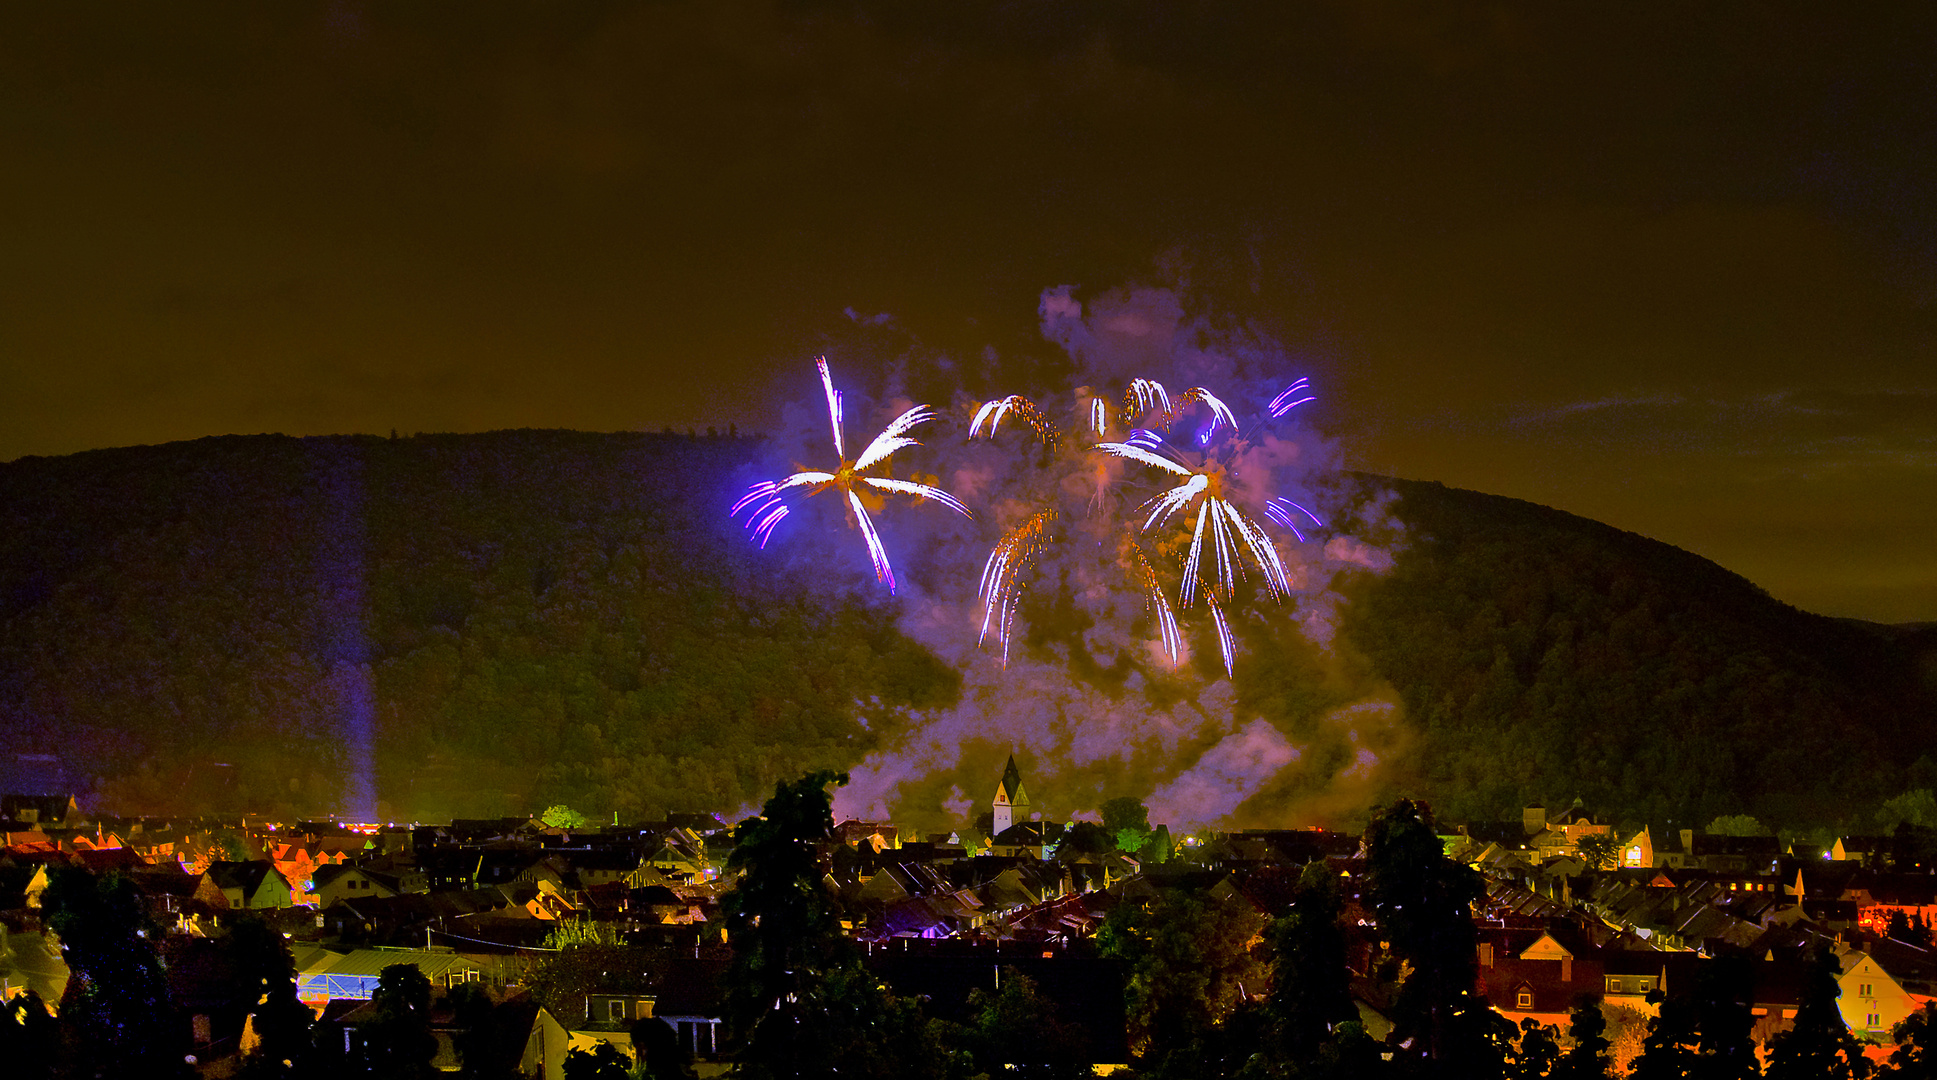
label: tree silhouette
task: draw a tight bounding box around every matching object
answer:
[1766,946,1870,1080]
[1259,861,1359,1065]
[962,968,1089,1080]
[0,989,59,1080]
[721,770,964,1080]
[1886,1002,1937,1078]
[1551,998,1613,1080]
[1096,884,1265,1062]
[362,964,438,1080]
[1363,799,1491,1076]
[40,865,193,1079]
[228,915,317,1078]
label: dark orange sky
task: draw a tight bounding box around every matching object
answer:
[4,1,1934,621]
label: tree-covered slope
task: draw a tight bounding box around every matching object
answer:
[1339,477,1937,829]
[1,435,1930,828]
[0,431,955,820]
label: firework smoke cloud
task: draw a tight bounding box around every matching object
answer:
[741,284,1403,833]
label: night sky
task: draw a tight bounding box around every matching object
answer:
[5,2,1933,622]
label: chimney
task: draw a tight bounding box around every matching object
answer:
[1562,954,1573,982]
[1680,829,1695,853]
[1480,942,1494,967]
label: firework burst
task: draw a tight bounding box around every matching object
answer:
[1095,379,1319,672]
[730,358,970,592]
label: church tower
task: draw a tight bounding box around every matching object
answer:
[992,755,1030,835]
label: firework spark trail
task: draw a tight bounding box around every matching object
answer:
[730,358,969,591]
[1171,386,1239,438]
[977,510,1057,663]
[1269,378,1315,417]
[1207,592,1235,677]
[1265,498,1326,544]
[1131,542,1183,663]
[969,395,1057,446]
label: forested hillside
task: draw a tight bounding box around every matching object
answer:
[1,433,1931,828]
[0,432,955,820]
[1341,477,1937,828]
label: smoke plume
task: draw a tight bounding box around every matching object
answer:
[747,284,1404,833]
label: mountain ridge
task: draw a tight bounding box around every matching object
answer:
[1,431,1930,829]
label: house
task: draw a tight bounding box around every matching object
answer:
[0,754,79,831]
[1679,832,1783,875]
[203,860,295,909]
[1477,931,1607,1028]
[1524,801,1614,865]
[567,848,649,888]
[644,829,711,881]
[988,821,1063,861]
[837,819,900,853]
[294,947,490,1004]
[311,863,424,908]
[1840,950,1920,1040]
[582,992,657,1028]
[1832,836,1893,867]
[1846,873,1937,937]
[1621,827,1655,869]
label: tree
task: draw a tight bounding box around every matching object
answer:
[1887,1002,1937,1078]
[1630,991,1699,1080]
[227,915,317,1078]
[39,865,193,1079]
[450,982,519,1080]
[631,1017,697,1080]
[1362,799,1491,1076]
[1888,911,1931,948]
[1096,883,1266,1063]
[563,1041,633,1080]
[1878,790,1937,831]
[1140,824,1175,865]
[962,968,1089,1080]
[1765,946,1871,1080]
[1690,955,1760,1080]
[1508,1018,1564,1080]
[0,989,59,1080]
[1705,816,1770,838]
[1550,999,1613,1080]
[541,804,589,829]
[1578,833,1621,871]
[721,771,964,1080]
[1259,861,1359,1066]
[1102,797,1152,853]
[362,963,438,1080]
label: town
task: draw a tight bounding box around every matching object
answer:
[5,751,1937,1078]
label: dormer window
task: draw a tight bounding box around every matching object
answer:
[1517,989,1534,1010]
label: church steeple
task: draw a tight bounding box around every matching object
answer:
[992,755,1030,835]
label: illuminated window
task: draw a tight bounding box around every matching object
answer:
[1860,984,1872,997]
[1517,989,1534,1010]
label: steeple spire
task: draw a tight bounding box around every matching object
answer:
[991,754,1030,835]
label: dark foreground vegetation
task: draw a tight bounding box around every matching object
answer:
[1,432,1933,829]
